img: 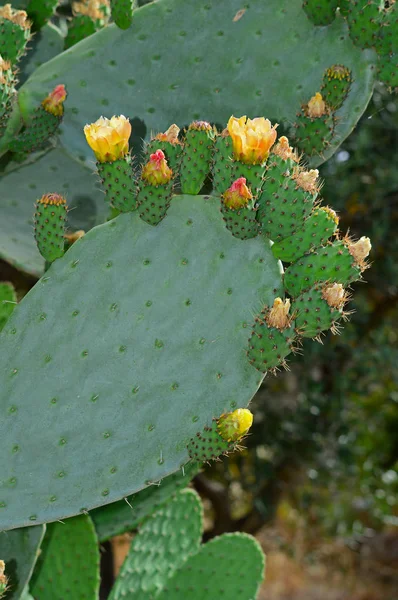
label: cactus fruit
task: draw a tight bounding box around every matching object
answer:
[180,121,215,195]
[220,177,260,240]
[302,0,339,26]
[9,84,67,153]
[187,409,253,462]
[26,0,59,31]
[30,515,100,600]
[283,237,371,297]
[271,206,339,262]
[156,532,265,600]
[137,149,174,224]
[0,561,7,598]
[109,489,203,600]
[0,282,17,332]
[145,124,183,173]
[0,4,31,65]
[110,0,134,29]
[247,298,297,373]
[34,193,67,263]
[293,282,349,338]
[346,0,385,49]
[294,92,335,157]
[321,64,352,111]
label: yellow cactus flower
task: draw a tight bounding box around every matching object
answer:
[227,115,278,164]
[41,85,67,117]
[84,115,131,163]
[222,177,253,210]
[306,92,327,118]
[217,409,253,442]
[141,149,173,185]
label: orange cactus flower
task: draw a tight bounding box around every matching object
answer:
[141,149,173,185]
[227,115,278,164]
[84,115,131,163]
[41,84,67,117]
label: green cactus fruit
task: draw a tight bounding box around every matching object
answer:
[109,489,203,600]
[30,515,100,600]
[377,53,398,89]
[0,192,283,530]
[293,282,349,338]
[272,206,339,262]
[220,176,260,240]
[212,131,235,195]
[65,15,97,49]
[157,532,265,600]
[111,0,134,29]
[346,0,385,49]
[92,462,201,542]
[302,0,339,26]
[137,149,174,225]
[0,525,46,600]
[0,4,31,65]
[294,92,335,157]
[321,64,352,111]
[284,237,371,297]
[180,121,215,195]
[258,168,319,242]
[97,157,136,212]
[145,125,183,173]
[34,192,67,263]
[26,0,60,31]
[247,298,297,373]
[9,84,66,153]
[0,282,17,332]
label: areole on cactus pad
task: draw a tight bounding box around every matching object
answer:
[0,112,371,531]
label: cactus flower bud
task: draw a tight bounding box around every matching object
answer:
[41,84,67,117]
[266,298,291,330]
[141,149,173,185]
[217,408,253,442]
[272,135,296,161]
[306,92,328,118]
[222,177,253,210]
[154,124,181,145]
[0,4,29,28]
[293,168,320,193]
[84,115,131,163]
[347,236,372,268]
[227,115,278,164]
[322,283,346,309]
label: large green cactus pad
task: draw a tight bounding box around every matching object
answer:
[30,515,100,600]
[19,0,375,166]
[0,195,282,531]
[0,525,45,600]
[0,147,107,276]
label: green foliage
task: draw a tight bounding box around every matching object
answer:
[30,515,100,600]
[0,282,16,331]
[109,489,203,600]
[0,525,45,600]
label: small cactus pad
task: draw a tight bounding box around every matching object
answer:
[34,193,67,263]
[180,123,215,195]
[0,4,31,65]
[30,515,100,600]
[26,0,60,31]
[0,525,45,600]
[0,194,283,530]
[111,0,135,30]
[19,0,376,166]
[293,92,335,157]
[302,0,339,26]
[145,125,183,173]
[0,282,17,332]
[293,283,348,338]
[346,0,385,49]
[156,532,265,600]
[91,462,200,542]
[109,489,203,600]
[97,158,136,212]
[321,65,352,111]
[187,419,233,462]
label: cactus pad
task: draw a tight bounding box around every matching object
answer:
[0,194,283,530]
[0,525,45,600]
[19,0,376,166]
[109,489,203,600]
[293,283,347,338]
[97,157,136,212]
[30,515,100,600]
[302,0,338,26]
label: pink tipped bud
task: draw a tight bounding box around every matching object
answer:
[222,177,253,210]
[141,149,173,185]
[41,84,67,117]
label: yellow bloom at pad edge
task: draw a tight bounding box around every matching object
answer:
[84,115,131,163]
[217,408,253,442]
[227,115,278,164]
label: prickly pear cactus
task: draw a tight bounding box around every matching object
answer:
[0,114,371,532]
[18,0,376,166]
